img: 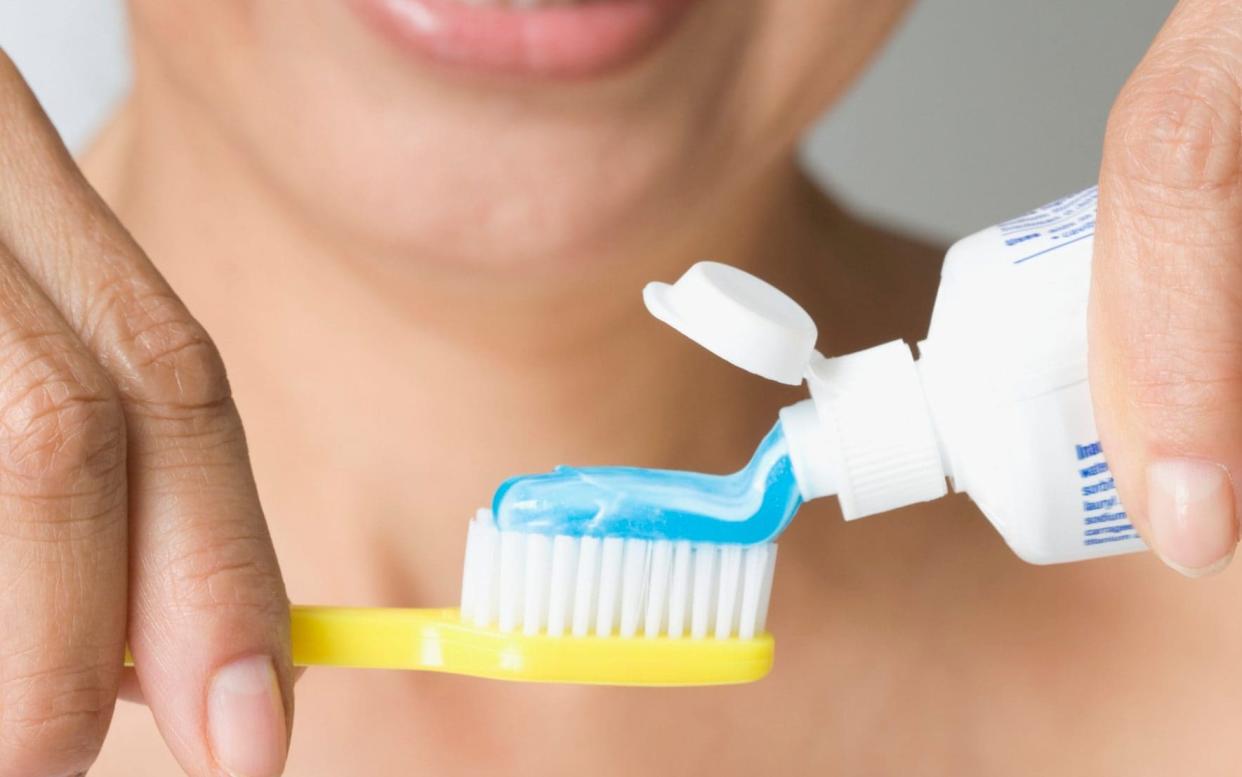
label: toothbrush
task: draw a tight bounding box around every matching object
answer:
[281,416,793,687]
[286,505,779,686]
[123,501,781,686]
[129,417,796,686]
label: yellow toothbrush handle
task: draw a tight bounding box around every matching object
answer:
[289,605,774,685]
[290,605,458,670]
[129,605,774,686]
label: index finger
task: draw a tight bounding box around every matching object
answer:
[0,53,292,775]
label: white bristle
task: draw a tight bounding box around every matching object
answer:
[756,544,778,633]
[469,517,499,628]
[459,512,778,640]
[737,544,769,640]
[666,540,692,638]
[714,545,743,640]
[690,544,717,640]
[619,539,649,638]
[643,540,673,638]
[498,531,525,633]
[522,534,552,636]
[595,537,625,637]
[460,517,481,614]
[546,535,577,637]
[571,536,601,637]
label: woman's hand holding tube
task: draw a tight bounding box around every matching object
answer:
[1092,0,1242,576]
[0,54,291,776]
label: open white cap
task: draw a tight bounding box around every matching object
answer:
[644,261,947,521]
[643,261,817,385]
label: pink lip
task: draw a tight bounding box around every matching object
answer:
[347,0,698,78]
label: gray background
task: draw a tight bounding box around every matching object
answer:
[0,0,1175,240]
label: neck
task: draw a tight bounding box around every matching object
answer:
[81,77,844,605]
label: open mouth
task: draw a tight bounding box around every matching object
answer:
[347,0,698,78]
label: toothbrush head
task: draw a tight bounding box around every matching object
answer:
[457,510,777,685]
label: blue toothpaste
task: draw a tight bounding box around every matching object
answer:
[491,421,802,545]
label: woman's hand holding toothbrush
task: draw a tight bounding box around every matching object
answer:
[1092,0,1242,578]
[0,56,291,776]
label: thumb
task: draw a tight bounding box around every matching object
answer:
[1091,0,1242,576]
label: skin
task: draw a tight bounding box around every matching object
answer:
[0,0,1239,774]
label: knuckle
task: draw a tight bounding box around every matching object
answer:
[0,339,124,492]
[0,656,113,775]
[1106,57,1242,196]
[161,525,286,621]
[91,284,232,412]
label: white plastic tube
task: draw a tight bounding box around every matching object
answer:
[646,186,1144,565]
[912,186,1142,563]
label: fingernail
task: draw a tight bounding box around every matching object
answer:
[207,656,288,777]
[1147,458,1238,577]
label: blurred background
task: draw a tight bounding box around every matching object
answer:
[0,0,1174,241]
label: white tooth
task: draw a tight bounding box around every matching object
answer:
[392,1,441,33]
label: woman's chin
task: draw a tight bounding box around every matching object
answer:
[282,147,691,276]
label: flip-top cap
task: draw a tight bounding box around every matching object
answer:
[643,261,817,385]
